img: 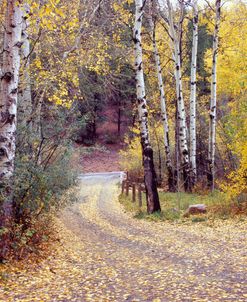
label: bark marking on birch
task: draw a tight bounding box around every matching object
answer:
[189,0,199,184]
[0,0,23,181]
[208,0,221,190]
[148,14,174,191]
[133,0,160,213]
[166,0,191,191]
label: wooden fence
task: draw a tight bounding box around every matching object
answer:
[121,179,146,208]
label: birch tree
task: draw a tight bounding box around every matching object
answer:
[133,0,161,213]
[208,0,221,190]
[0,0,23,258]
[18,3,32,129]
[148,14,175,192]
[189,0,198,186]
[160,0,191,191]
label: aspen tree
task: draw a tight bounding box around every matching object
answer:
[189,0,198,186]
[165,0,191,191]
[134,0,161,213]
[0,0,23,193]
[18,3,32,129]
[148,14,175,192]
[0,0,23,258]
[208,0,221,190]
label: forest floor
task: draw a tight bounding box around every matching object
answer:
[0,173,247,302]
[78,143,121,173]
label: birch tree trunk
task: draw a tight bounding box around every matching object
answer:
[18,3,32,129]
[0,0,22,259]
[166,0,191,191]
[175,106,180,191]
[148,16,175,192]
[208,0,221,190]
[134,0,161,213]
[189,0,198,187]
[0,0,23,258]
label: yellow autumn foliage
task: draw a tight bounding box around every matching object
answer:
[205,0,247,96]
[120,122,175,181]
[221,94,247,199]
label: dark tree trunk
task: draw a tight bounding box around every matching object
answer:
[157,147,162,186]
[142,145,161,213]
[183,164,192,193]
[92,104,97,138]
[167,165,176,192]
[118,107,121,135]
[207,159,214,189]
[152,124,162,185]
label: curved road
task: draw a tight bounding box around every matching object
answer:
[1,173,247,301]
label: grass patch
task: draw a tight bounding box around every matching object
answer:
[119,193,180,222]
[191,216,208,223]
[119,190,247,223]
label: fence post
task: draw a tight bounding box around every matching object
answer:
[132,184,136,203]
[138,185,142,207]
[126,181,129,196]
[122,180,126,194]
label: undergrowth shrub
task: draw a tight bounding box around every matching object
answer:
[0,104,81,261]
[14,145,77,222]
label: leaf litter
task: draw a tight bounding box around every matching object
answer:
[0,175,246,301]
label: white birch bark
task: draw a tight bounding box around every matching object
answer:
[166,0,191,191]
[0,0,23,182]
[134,0,161,213]
[208,0,221,190]
[18,3,32,128]
[148,16,175,191]
[0,1,23,257]
[189,0,198,185]
[134,0,149,148]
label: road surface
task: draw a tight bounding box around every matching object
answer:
[1,173,247,301]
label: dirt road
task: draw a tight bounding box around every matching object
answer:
[1,173,247,301]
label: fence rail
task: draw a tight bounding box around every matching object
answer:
[121,179,146,207]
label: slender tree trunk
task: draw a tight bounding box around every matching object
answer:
[33,89,45,138]
[153,123,162,185]
[133,0,161,213]
[18,3,32,129]
[117,101,121,135]
[208,0,221,190]
[166,0,191,192]
[148,16,175,192]
[0,0,23,259]
[175,105,180,191]
[189,1,198,188]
